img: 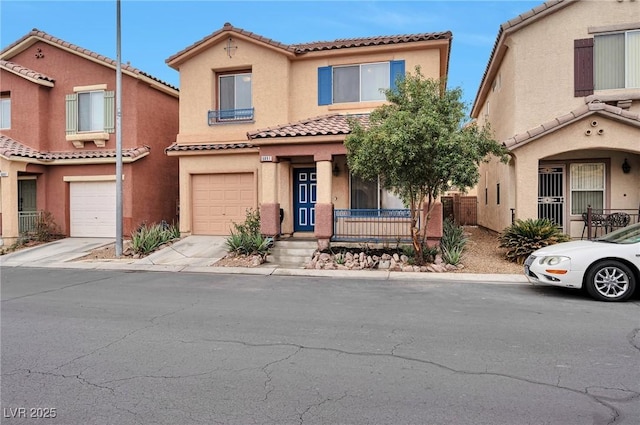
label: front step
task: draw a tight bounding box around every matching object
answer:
[266,239,317,268]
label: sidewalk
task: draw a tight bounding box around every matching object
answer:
[0,236,528,284]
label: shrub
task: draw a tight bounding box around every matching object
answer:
[499,218,570,264]
[441,245,463,266]
[33,210,61,242]
[225,209,271,259]
[402,244,438,264]
[131,222,180,255]
[440,218,467,265]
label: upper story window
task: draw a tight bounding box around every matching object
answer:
[0,93,10,129]
[594,30,640,90]
[78,91,104,132]
[318,60,405,106]
[65,87,114,136]
[210,71,253,124]
[334,63,390,103]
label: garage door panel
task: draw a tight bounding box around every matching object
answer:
[192,173,255,235]
[70,181,116,237]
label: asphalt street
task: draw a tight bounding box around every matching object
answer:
[1,267,639,425]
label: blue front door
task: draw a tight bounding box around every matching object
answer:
[294,168,316,232]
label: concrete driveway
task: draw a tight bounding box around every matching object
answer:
[0,235,229,269]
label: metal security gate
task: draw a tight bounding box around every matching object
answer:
[538,166,565,231]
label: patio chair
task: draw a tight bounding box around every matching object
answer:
[606,212,630,232]
[581,212,607,239]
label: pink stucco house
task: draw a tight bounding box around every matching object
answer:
[0,29,179,244]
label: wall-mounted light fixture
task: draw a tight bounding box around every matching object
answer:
[622,158,631,174]
[332,163,340,177]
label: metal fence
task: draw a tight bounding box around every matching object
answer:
[19,211,41,234]
[582,206,640,240]
[333,209,417,242]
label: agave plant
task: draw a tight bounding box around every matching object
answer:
[499,218,570,264]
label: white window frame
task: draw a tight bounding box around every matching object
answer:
[594,29,640,90]
[77,90,105,133]
[333,62,390,104]
[0,95,10,129]
[570,162,606,215]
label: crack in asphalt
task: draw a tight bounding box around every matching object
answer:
[4,368,115,394]
[261,346,303,402]
[50,301,199,373]
[628,328,640,352]
[299,392,349,425]
[189,337,638,425]
[1,275,113,302]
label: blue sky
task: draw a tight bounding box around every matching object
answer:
[1,0,541,109]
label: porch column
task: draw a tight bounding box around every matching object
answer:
[0,158,21,246]
[260,160,280,237]
[314,154,333,250]
[277,160,292,236]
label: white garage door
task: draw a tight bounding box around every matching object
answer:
[192,173,255,235]
[70,181,116,237]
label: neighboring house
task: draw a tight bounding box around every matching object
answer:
[166,23,450,247]
[471,0,640,238]
[0,29,179,245]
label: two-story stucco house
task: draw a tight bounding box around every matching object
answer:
[166,23,451,247]
[0,29,179,244]
[472,0,640,239]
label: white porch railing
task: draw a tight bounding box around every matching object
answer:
[19,211,41,234]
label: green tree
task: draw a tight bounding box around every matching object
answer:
[345,67,508,264]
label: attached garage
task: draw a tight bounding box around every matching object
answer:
[192,173,256,235]
[69,181,116,237]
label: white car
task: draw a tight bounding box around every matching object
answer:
[524,222,640,302]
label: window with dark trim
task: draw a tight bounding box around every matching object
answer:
[318,60,405,105]
[496,183,500,205]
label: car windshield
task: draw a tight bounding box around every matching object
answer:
[595,222,640,244]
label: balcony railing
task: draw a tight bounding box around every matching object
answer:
[19,211,41,234]
[333,209,418,243]
[208,108,254,125]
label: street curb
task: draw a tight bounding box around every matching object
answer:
[2,258,528,284]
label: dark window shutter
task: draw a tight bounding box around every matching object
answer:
[318,66,332,105]
[390,60,405,92]
[574,38,594,97]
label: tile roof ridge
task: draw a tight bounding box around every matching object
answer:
[0,59,55,82]
[2,28,177,91]
[504,100,640,149]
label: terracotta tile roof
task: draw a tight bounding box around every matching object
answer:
[165,142,254,153]
[1,29,178,92]
[248,114,369,139]
[167,22,451,65]
[0,59,55,85]
[471,0,576,117]
[292,31,452,53]
[0,135,150,161]
[503,102,640,149]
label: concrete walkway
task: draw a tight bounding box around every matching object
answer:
[0,236,528,284]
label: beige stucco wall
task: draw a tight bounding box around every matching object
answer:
[175,39,445,146]
[479,0,640,136]
[480,115,640,237]
[475,0,640,238]
[176,38,291,144]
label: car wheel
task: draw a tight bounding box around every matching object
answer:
[585,261,636,302]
